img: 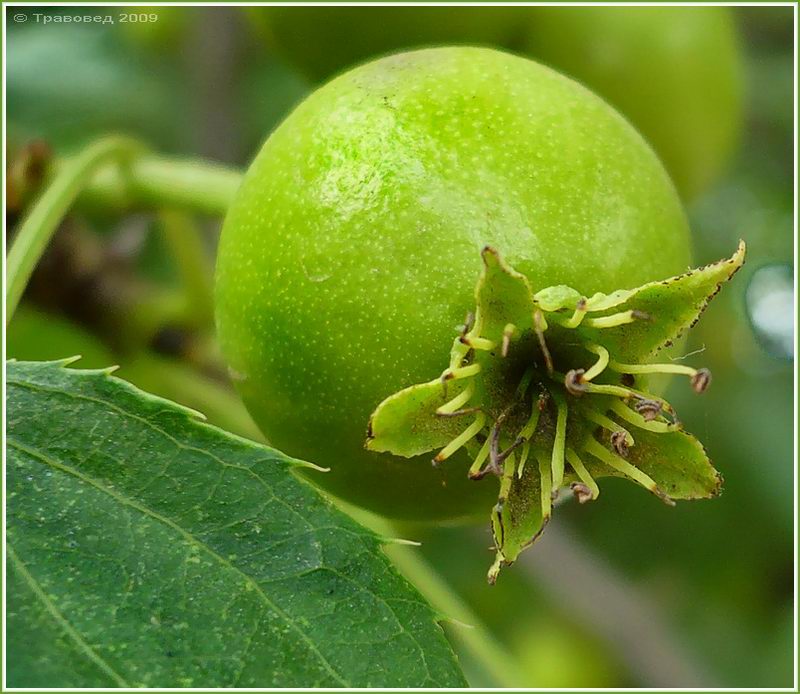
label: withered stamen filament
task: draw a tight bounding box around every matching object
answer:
[566,447,600,501]
[460,311,475,337]
[501,323,517,357]
[442,362,481,382]
[434,412,486,464]
[585,309,649,329]
[584,408,635,446]
[608,360,711,393]
[582,344,610,382]
[536,452,553,520]
[519,394,544,439]
[551,392,568,491]
[460,335,496,351]
[564,369,587,396]
[608,399,678,433]
[436,407,481,418]
[517,441,530,478]
[436,380,475,415]
[584,437,675,506]
[563,298,588,328]
[468,437,492,479]
[499,451,516,499]
[534,310,554,374]
[611,430,630,457]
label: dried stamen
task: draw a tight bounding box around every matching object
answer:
[501,323,517,357]
[584,408,635,447]
[608,399,678,433]
[436,407,481,418]
[433,413,486,464]
[566,447,600,501]
[442,362,481,382]
[460,335,496,351]
[534,310,554,374]
[608,359,712,394]
[562,298,588,328]
[610,430,630,457]
[536,452,553,520]
[459,311,475,337]
[564,369,587,396]
[468,437,492,479]
[582,344,610,382]
[487,414,504,474]
[487,407,524,476]
[634,398,663,421]
[571,482,594,504]
[550,392,568,491]
[436,380,475,416]
[691,368,712,393]
[584,437,675,506]
[625,386,678,420]
[585,309,649,329]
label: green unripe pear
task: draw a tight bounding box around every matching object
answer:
[215,47,691,521]
[252,6,519,81]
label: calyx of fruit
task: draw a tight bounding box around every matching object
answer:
[367,242,745,583]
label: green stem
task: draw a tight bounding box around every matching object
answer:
[79,155,243,217]
[5,136,144,325]
[158,210,216,326]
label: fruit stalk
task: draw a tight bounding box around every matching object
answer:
[6,135,144,324]
[78,155,243,217]
[6,137,245,326]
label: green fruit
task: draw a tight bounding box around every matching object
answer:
[253,6,519,81]
[521,6,744,200]
[214,47,693,522]
[119,6,187,53]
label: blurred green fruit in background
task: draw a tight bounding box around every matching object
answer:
[252,6,519,81]
[521,6,744,200]
[118,5,188,53]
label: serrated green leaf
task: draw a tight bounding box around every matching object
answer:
[6,359,467,688]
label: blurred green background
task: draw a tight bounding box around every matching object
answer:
[6,4,795,688]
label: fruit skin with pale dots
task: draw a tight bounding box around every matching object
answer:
[214,46,695,522]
